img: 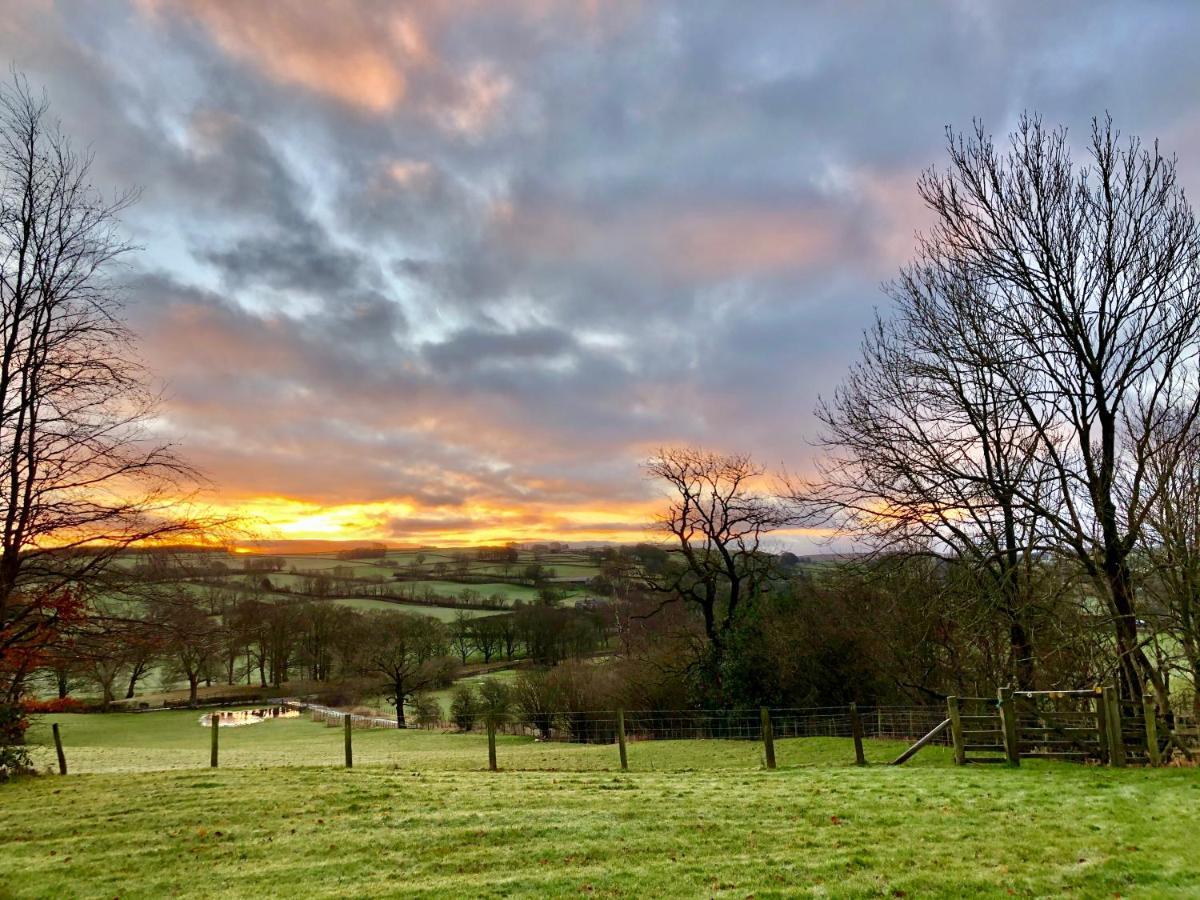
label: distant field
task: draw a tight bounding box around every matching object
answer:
[331,598,504,620]
[394,580,545,603]
[212,549,602,603]
[4,712,1199,897]
[63,548,603,706]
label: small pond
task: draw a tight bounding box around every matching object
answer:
[198,706,301,728]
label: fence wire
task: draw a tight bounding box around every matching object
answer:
[292,701,951,745]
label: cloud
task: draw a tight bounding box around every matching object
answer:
[140,0,422,112]
[7,1,1200,547]
[422,325,577,373]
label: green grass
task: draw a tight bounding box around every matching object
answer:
[3,712,1199,897]
[394,580,545,603]
[328,599,504,621]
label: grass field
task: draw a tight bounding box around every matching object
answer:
[326,598,504,620]
[2,712,1198,897]
[393,580,546,603]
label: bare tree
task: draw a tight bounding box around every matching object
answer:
[830,114,1200,705]
[1140,415,1200,716]
[643,448,796,677]
[449,609,474,665]
[0,75,205,707]
[367,611,450,728]
[810,263,1063,689]
[151,588,220,707]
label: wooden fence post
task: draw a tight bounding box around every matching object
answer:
[617,708,628,771]
[997,686,1020,767]
[210,713,219,768]
[947,696,965,766]
[344,713,353,769]
[889,718,950,766]
[849,703,866,766]
[1102,685,1125,767]
[1094,689,1109,765]
[486,717,497,771]
[760,707,776,770]
[51,723,67,776]
[1142,697,1161,767]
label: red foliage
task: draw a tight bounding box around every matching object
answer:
[1,587,87,699]
[21,696,86,714]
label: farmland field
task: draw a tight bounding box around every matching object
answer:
[392,580,549,603]
[330,598,505,620]
[3,712,1198,897]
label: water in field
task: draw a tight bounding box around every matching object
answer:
[198,706,300,727]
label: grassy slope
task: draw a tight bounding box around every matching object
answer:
[2,714,1199,897]
[392,580,545,603]
[328,598,503,620]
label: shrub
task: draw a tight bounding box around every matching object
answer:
[477,679,513,726]
[0,705,32,782]
[450,683,479,731]
[22,697,85,715]
[513,670,560,740]
[546,660,618,743]
[411,693,443,728]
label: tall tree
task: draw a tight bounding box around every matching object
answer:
[644,448,795,683]
[829,115,1200,704]
[812,265,1060,689]
[0,75,200,708]
[1140,415,1200,716]
[367,612,450,728]
[151,588,220,708]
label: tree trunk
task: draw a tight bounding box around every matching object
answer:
[1104,559,1172,712]
[1009,619,1035,691]
[1194,663,1200,721]
[124,663,145,700]
[188,676,199,707]
[395,700,407,729]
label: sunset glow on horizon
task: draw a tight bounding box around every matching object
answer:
[205,494,665,548]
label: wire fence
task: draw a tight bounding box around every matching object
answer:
[290,700,951,745]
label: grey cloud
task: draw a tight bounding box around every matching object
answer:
[9,1,1200,544]
[422,326,577,373]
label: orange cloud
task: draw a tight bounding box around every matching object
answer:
[198,495,662,547]
[139,0,424,112]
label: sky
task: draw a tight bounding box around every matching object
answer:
[5,1,1200,548]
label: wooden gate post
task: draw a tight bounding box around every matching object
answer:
[1102,685,1125,767]
[947,696,966,765]
[1094,688,1109,764]
[210,712,219,768]
[51,723,67,775]
[849,703,866,766]
[760,707,776,770]
[1142,697,1161,767]
[344,713,353,769]
[486,717,498,771]
[617,708,628,771]
[997,687,1020,767]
